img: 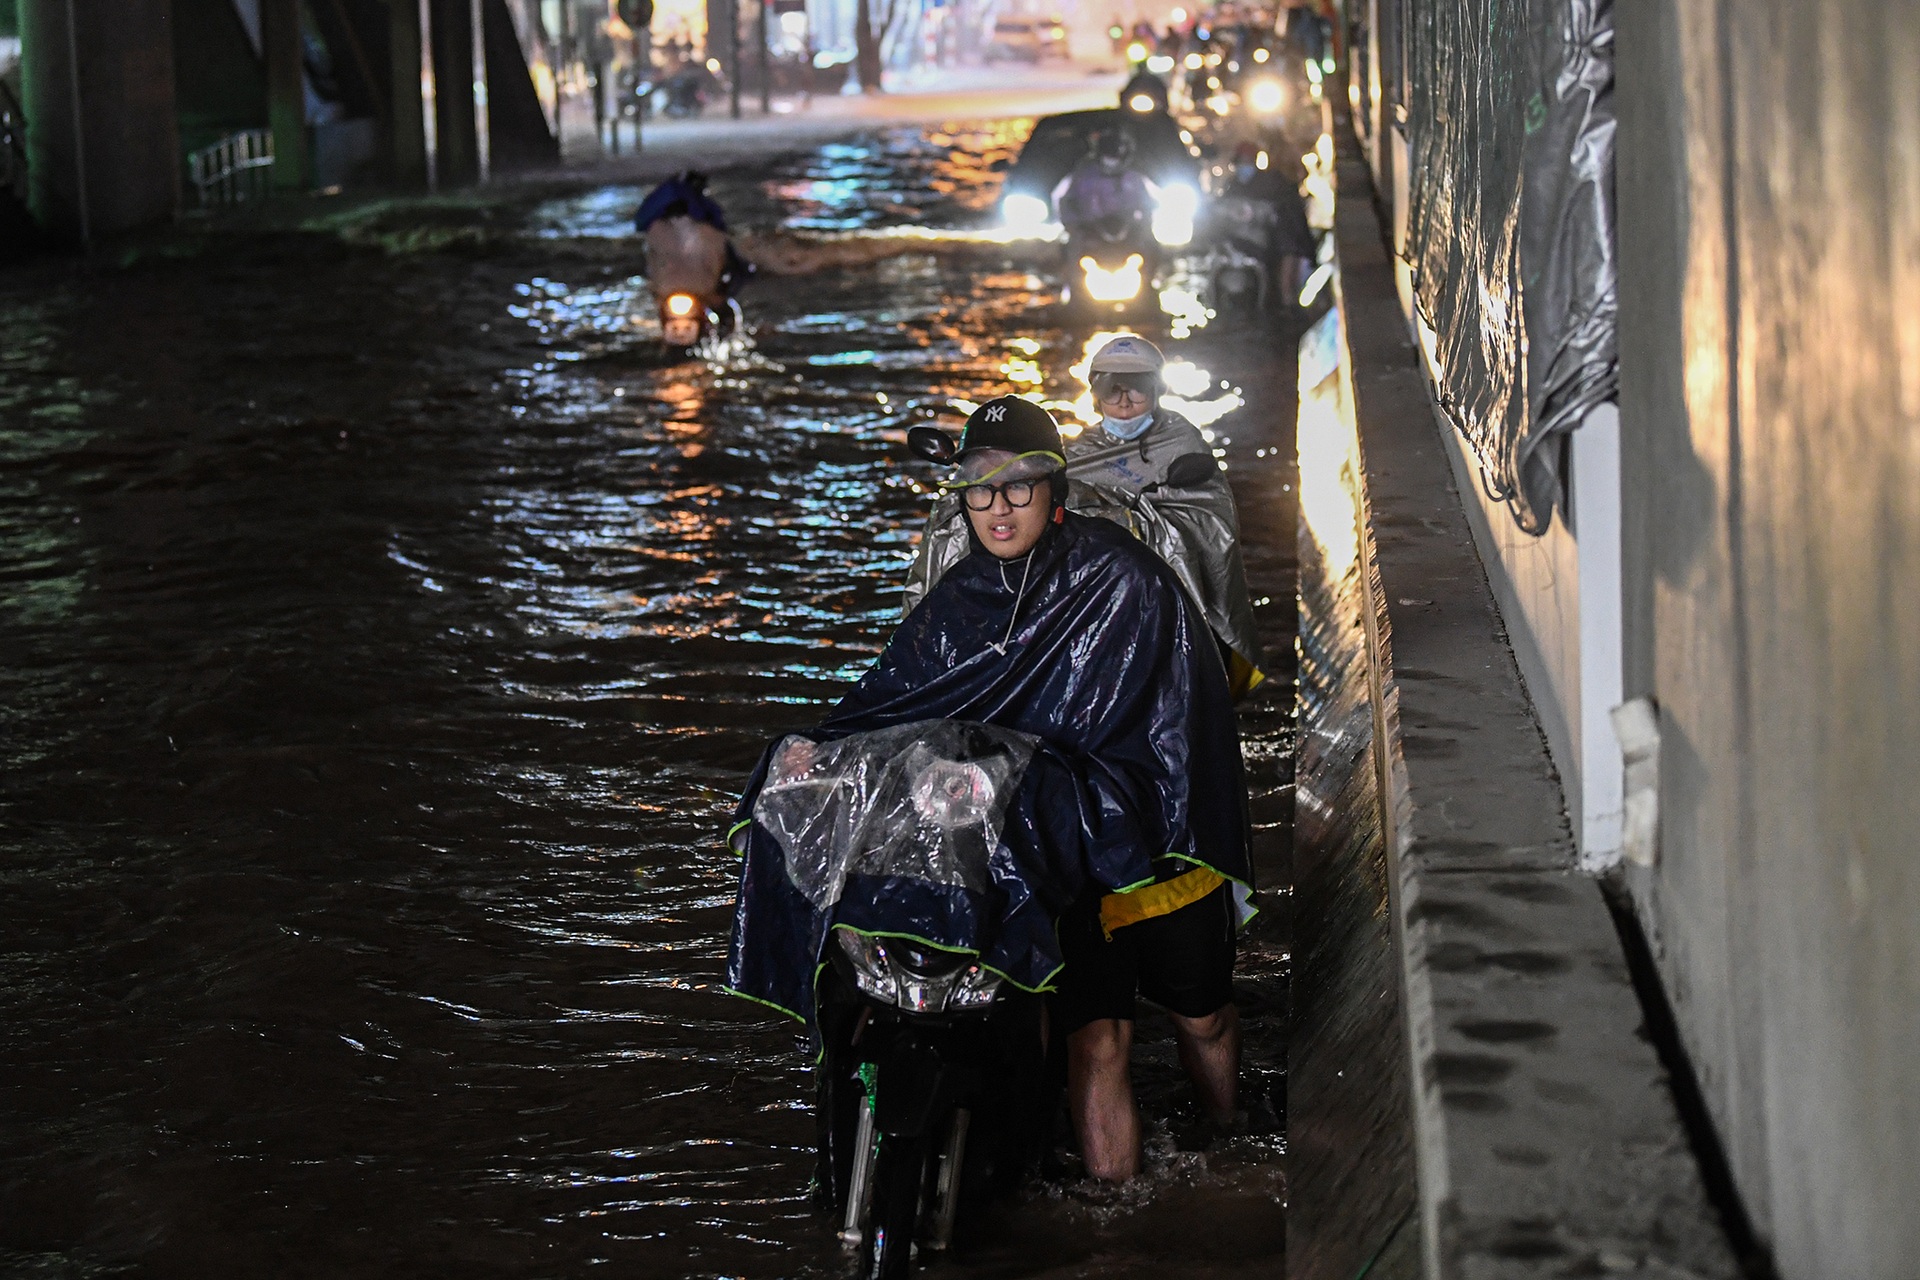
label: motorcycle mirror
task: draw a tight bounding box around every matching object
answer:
[908,426,959,464]
[1164,453,1220,487]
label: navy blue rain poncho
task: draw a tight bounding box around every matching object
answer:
[724,511,1250,1024]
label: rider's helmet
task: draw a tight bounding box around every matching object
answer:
[1090,333,1159,383]
[1086,334,1166,404]
[1092,129,1135,174]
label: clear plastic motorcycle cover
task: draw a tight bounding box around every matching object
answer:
[1402,0,1616,534]
[725,720,1062,1027]
[753,720,1036,917]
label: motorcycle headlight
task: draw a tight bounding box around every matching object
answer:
[1249,79,1284,113]
[834,930,1004,1014]
[1146,54,1174,74]
[665,292,697,317]
[838,929,897,1004]
[1001,192,1051,234]
[1128,93,1157,113]
[946,964,1005,1011]
[911,759,995,828]
[1126,40,1148,62]
[1080,254,1145,303]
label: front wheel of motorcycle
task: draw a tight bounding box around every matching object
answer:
[861,1134,926,1280]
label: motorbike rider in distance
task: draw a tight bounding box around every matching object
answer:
[634,170,754,346]
[1052,131,1158,268]
[1216,140,1316,301]
[1120,66,1171,114]
[1074,335,1264,695]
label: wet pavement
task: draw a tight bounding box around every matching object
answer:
[0,119,1300,1278]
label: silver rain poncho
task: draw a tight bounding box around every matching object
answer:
[904,421,1264,696]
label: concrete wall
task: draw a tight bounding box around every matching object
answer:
[1424,392,1626,869]
[1287,141,1738,1279]
[1351,0,1625,870]
[1616,0,1920,1273]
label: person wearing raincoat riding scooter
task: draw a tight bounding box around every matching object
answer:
[1067,334,1263,694]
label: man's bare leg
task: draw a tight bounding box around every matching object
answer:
[1170,1002,1240,1124]
[1067,1018,1139,1181]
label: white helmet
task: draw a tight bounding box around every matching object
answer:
[1087,334,1165,376]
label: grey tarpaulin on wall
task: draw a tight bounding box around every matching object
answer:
[1401,0,1616,536]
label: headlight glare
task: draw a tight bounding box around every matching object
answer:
[1002,192,1051,234]
[1152,184,1198,247]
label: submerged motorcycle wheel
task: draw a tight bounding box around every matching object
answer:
[861,1134,926,1280]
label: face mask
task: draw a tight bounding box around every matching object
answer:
[1101,409,1154,440]
[1236,164,1257,184]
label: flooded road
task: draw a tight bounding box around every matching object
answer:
[0,122,1299,1278]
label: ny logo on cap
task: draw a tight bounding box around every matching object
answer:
[984,404,1007,421]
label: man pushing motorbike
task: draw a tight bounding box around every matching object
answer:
[726,397,1252,1190]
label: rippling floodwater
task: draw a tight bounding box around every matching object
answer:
[0,121,1299,1278]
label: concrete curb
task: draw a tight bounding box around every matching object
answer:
[1287,143,1743,1279]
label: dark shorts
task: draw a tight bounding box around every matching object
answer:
[1052,883,1236,1035]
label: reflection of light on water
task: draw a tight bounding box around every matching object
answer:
[1158,283,1212,338]
[1161,360,1211,397]
[1162,390,1244,429]
[1298,387,1360,577]
[1159,358,1244,429]
[1001,356,1044,386]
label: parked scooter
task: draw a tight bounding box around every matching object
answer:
[652,62,711,117]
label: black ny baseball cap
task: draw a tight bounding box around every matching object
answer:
[957,396,1065,463]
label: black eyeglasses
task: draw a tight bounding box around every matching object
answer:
[1092,373,1157,403]
[960,480,1039,511]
